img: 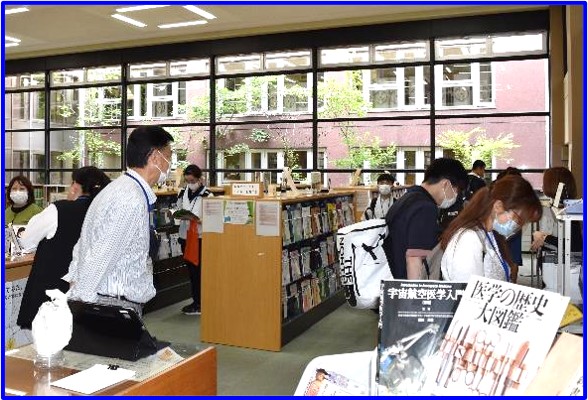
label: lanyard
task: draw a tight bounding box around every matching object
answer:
[125,172,155,220]
[484,231,510,282]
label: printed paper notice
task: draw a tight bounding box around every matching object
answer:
[256,201,280,236]
[224,200,254,225]
[202,199,224,233]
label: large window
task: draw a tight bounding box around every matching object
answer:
[5,13,549,189]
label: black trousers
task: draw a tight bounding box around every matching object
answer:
[179,238,202,307]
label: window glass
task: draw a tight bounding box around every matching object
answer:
[4,131,45,170]
[86,66,121,83]
[50,86,122,127]
[216,54,262,74]
[170,58,210,76]
[320,46,369,66]
[129,62,167,80]
[435,32,547,60]
[265,50,311,71]
[5,72,45,89]
[50,128,122,170]
[374,42,428,62]
[5,92,46,130]
[51,69,85,86]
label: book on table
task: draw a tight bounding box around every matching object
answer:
[428,276,569,396]
[376,280,467,396]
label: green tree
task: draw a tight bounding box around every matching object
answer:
[437,127,519,168]
[318,71,396,169]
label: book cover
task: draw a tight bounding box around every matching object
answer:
[282,249,291,286]
[172,209,198,220]
[301,246,312,276]
[290,249,301,281]
[282,209,291,246]
[377,280,467,396]
[302,205,313,239]
[430,276,569,396]
[301,367,368,396]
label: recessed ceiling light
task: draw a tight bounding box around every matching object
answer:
[158,20,208,29]
[5,7,29,15]
[115,5,169,13]
[5,42,20,47]
[111,14,147,28]
[5,36,21,43]
[183,6,216,20]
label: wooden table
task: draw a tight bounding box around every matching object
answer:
[4,346,217,396]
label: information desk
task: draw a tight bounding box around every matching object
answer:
[4,343,216,396]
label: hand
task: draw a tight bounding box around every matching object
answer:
[530,231,547,252]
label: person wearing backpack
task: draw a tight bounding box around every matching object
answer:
[439,175,542,282]
[363,173,396,220]
[382,158,468,280]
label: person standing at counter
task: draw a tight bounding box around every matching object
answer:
[176,165,213,316]
[17,167,111,330]
[64,126,174,316]
[5,176,43,225]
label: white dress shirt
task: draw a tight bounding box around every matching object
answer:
[63,169,157,304]
[19,204,58,252]
[441,228,508,282]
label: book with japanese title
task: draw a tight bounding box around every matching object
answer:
[376,280,467,396]
[428,276,569,396]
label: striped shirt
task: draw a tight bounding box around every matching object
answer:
[63,169,157,304]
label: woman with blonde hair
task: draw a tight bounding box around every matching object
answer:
[440,175,542,282]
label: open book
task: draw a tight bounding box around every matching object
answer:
[172,209,199,220]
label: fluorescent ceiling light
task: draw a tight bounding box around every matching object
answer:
[5,7,29,15]
[158,20,207,29]
[111,14,147,28]
[116,5,169,13]
[5,36,21,43]
[5,42,20,47]
[183,6,216,20]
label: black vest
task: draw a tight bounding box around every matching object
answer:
[17,199,91,330]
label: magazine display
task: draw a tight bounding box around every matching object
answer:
[377,280,467,395]
[301,367,367,396]
[430,276,569,396]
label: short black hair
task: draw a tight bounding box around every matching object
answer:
[126,126,174,168]
[424,158,468,189]
[72,166,111,199]
[472,160,486,170]
[184,164,202,179]
[495,166,522,181]
[377,173,395,184]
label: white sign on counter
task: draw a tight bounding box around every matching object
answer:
[4,277,33,350]
[202,199,224,233]
[256,201,280,236]
[231,183,262,197]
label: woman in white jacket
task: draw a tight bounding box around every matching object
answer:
[176,164,212,315]
[440,175,542,283]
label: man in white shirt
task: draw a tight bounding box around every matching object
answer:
[64,126,174,315]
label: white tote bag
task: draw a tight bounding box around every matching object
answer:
[337,219,392,309]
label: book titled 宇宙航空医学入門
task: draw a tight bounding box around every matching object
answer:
[376,280,467,396]
[429,276,569,396]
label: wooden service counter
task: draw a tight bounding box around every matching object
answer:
[5,253,34,282]
[4,344,217,396]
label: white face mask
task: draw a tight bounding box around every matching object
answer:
[10,190,29,206]
[439,182,457,209]
[378,184,392,196]
[155,150,171,185]
[187,183,200,192]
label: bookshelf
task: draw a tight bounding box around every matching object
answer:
[332,185,409,222]
[201,192,355,351]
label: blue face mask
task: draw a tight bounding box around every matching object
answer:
[492,215,520,239]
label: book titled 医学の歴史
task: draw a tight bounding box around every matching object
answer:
[430,276,569,396]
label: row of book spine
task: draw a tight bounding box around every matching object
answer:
[282,196,354,246]
[281,235,337,286]
[282,265,341,322]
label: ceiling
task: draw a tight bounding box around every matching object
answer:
[4,4,545,60]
